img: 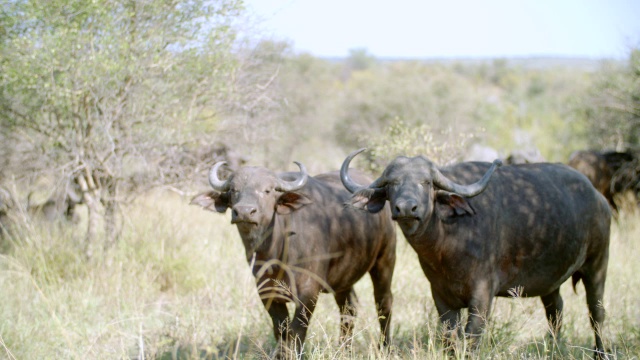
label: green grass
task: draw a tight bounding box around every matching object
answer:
[0,190,639,359]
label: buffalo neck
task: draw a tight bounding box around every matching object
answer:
[403,213,447,267]
[238,212,296,268]
[236,215,277,264]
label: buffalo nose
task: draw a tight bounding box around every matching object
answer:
[232,205,258,220]
[394,199,418,217]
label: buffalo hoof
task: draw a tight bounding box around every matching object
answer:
[595,348,610,360]
[271,343,299,360]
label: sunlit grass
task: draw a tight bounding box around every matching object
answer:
[0,190,638,359]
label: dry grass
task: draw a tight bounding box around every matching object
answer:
[0,190,639,359]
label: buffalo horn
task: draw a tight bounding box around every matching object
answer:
[276,161,309,192]
[340,148,387,193]
[432,159,502,197]
[340,148,368,193]
[208,161,230,191]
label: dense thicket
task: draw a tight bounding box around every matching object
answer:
[0,0,243,249]
[578,49,640,148]
[1,0,638,247]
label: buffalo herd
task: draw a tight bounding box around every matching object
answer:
[2,145,636,358]
[189,147,640,359]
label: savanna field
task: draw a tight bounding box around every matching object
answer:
[2,2,640,359]
[0,189,639,359]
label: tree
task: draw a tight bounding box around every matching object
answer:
[346,48,375,72]
[334,61,483,151]
[357,118,474,174]
[0,0,243,255]
[215,40,342,170]
[578,48,640,149]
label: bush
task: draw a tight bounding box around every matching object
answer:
[356,118,475,174]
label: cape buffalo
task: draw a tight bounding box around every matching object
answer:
[191,161,396,357]
[568,149,638,212]
[504,148,546,165]
[27,182,83,223]
[341,149,611,358]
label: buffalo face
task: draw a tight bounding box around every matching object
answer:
[340,148,501,236]
[374,158,435,236]
[191,162,311,251]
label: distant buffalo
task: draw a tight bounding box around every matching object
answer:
[341,149,611,358]
[504,148,546,165]
[568,150,639,212]
[464,144,500,163]
[27,181,83,223]
[191,161,396,358]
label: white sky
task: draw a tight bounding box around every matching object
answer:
[242,0,640,59]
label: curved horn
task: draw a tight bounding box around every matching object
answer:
[276,161,308,192]
[432,159,502,197]
[208,161,230,191]
[340,148,368,193]
[340,148,388,193]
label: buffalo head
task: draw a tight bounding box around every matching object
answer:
[191,161,311,251]
[340,148,501,236]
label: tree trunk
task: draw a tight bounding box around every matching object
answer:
[104,177,121,249]
[77,170,101,258]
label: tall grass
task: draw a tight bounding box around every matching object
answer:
[0,190,638,359]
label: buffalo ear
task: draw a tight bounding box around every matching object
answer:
[276,192,313,214]
[190,191,230,213]
[435,190,475,220]
[346,188,387,214]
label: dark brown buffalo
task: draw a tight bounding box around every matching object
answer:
[568,149,638,212]
[341,149,611,358]
[191,161,396,357]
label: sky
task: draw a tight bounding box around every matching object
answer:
[242,0,640,59]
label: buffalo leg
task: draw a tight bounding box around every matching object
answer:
[369,254,395,347]
[287,296,318,357]
[265,301,293,359]
[334,288,359,346]
[540,288,563,339]
[432,291,462,349]
[582,269,608,358]
[265,301,291,344]
[465,292,493,349]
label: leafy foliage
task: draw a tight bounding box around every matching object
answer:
[0,0,243,245]
[335,61,483,151]
[217,41,342,169]
[358,118,475,174]
[578,49,640,149]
